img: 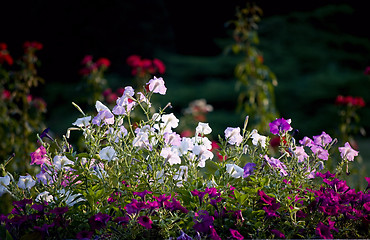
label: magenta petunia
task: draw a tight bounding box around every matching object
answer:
[137,215,153,229]
[271,229,286,239]
[230,228,244,240]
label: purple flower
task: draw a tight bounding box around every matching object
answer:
[153,194,171,207]
[264,155,288,176]
[258,190,275,205]
[193,210,214,233]
[315,220,338,239]
[114,216,130,226]
[133,190,152,201]
[13,198,32,209]
[191,189,207,204]
[294,146,308,163]
[338,142,359,161]
[263,202,281,218]
[177,230,193,240]
[76,230,94,240]
[39,128,54,141]
[209,226,221,240]
[310,145,329,160]
[269,118,292,135]
[316,171,335,179]
[271,229,285,239]
[49,207,68,215]
[243,162,256,178]
[137,215,153,229]
[299,136,314,147]
[205,187,220,199]
[230,228,244,240]
[88,212,111,230]
[313,131,332,147]
[31,204,45,212]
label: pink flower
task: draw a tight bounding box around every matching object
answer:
[338,142,359,161]
[152,58,166,74]
[96,57,110,68]
[230,228,244,240]
[30,146,51,167]
[146,76,167,95]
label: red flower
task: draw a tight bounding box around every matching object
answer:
[153,58,166,74]
[2,89,11,100]
[0,43,7,50]
[126,55,141,67]
[96,57,111,68]
[23,41,43,51]
[0,43,13,65]
[335,95,365,107]
[81,55,93,65]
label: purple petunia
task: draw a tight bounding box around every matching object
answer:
[269,118,292,135]
[338,142,359,161]
[193,210,214,233]
[88,212,111,231]
[271,229,286,239]
[243,162,256,178]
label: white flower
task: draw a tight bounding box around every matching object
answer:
[251,130,267,148]
[161,113,179,129]
[160,147,181,165]
[192,145,214,167]
[53,155,74,170]
[226,164,244,178]
[36,191,54,203]
[195,122,212,135]
[99,146,117,161]
[72,116,91,127]
[173,166,188,187]
[0,175,10,196]
[18,174,36,190]
[224,127,243,145]
[95,100,110,112]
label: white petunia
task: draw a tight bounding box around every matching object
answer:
[72,116,91,127]
[99,146,117,162]
[226,164,244,178]
[0,175,10,196]
[160,147,181,165]
[195,122,212,135]
[53,155,74,170]
[18,174,36,190]
[251,130,267,148]
[36,191,54,203]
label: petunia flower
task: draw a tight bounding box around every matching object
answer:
[338,142,359,161]
[138,215,153,229]
[271,229,285,239]
[72,116,91,127]
[243,162,256,178]
[99,146,117,162]
[224,127,243,145]
[0,175,10,196]
[160,147,181,165]
[310,145,329,161]
[226,164,244,178]
[269,118,292,135]
[230,228,244,240]
[294,146,308,163]
[250,129,267,148]
[193,210,214,233]
[30,146,51,167]
[35,191,54,203]
[17,174,36,190]
[53,155,74,170]
[88,212,111,231]
[196,122,212,135]
[313,131,332,147]
[146,76,167,95]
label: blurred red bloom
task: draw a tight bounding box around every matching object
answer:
[335,95,365,107]
[96,57,111,68]
[364,66,370,75]
[126,55,141,67]
[153,58,166,74]
[23,41,43,51]
[2,89,11,100]
[126,54,166,76]
[0,43,13,65]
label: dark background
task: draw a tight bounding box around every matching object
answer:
[1,0,370,139]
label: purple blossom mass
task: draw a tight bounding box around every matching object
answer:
[243,162,256,178]
[269,118,292,135]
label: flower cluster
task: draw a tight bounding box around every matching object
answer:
[335,95,365,107]
[0,43,13,65]
[126,54,165,77]
[0,76,369,239]
[79,55,111,76]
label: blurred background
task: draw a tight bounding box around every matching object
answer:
[1,0,370,186]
